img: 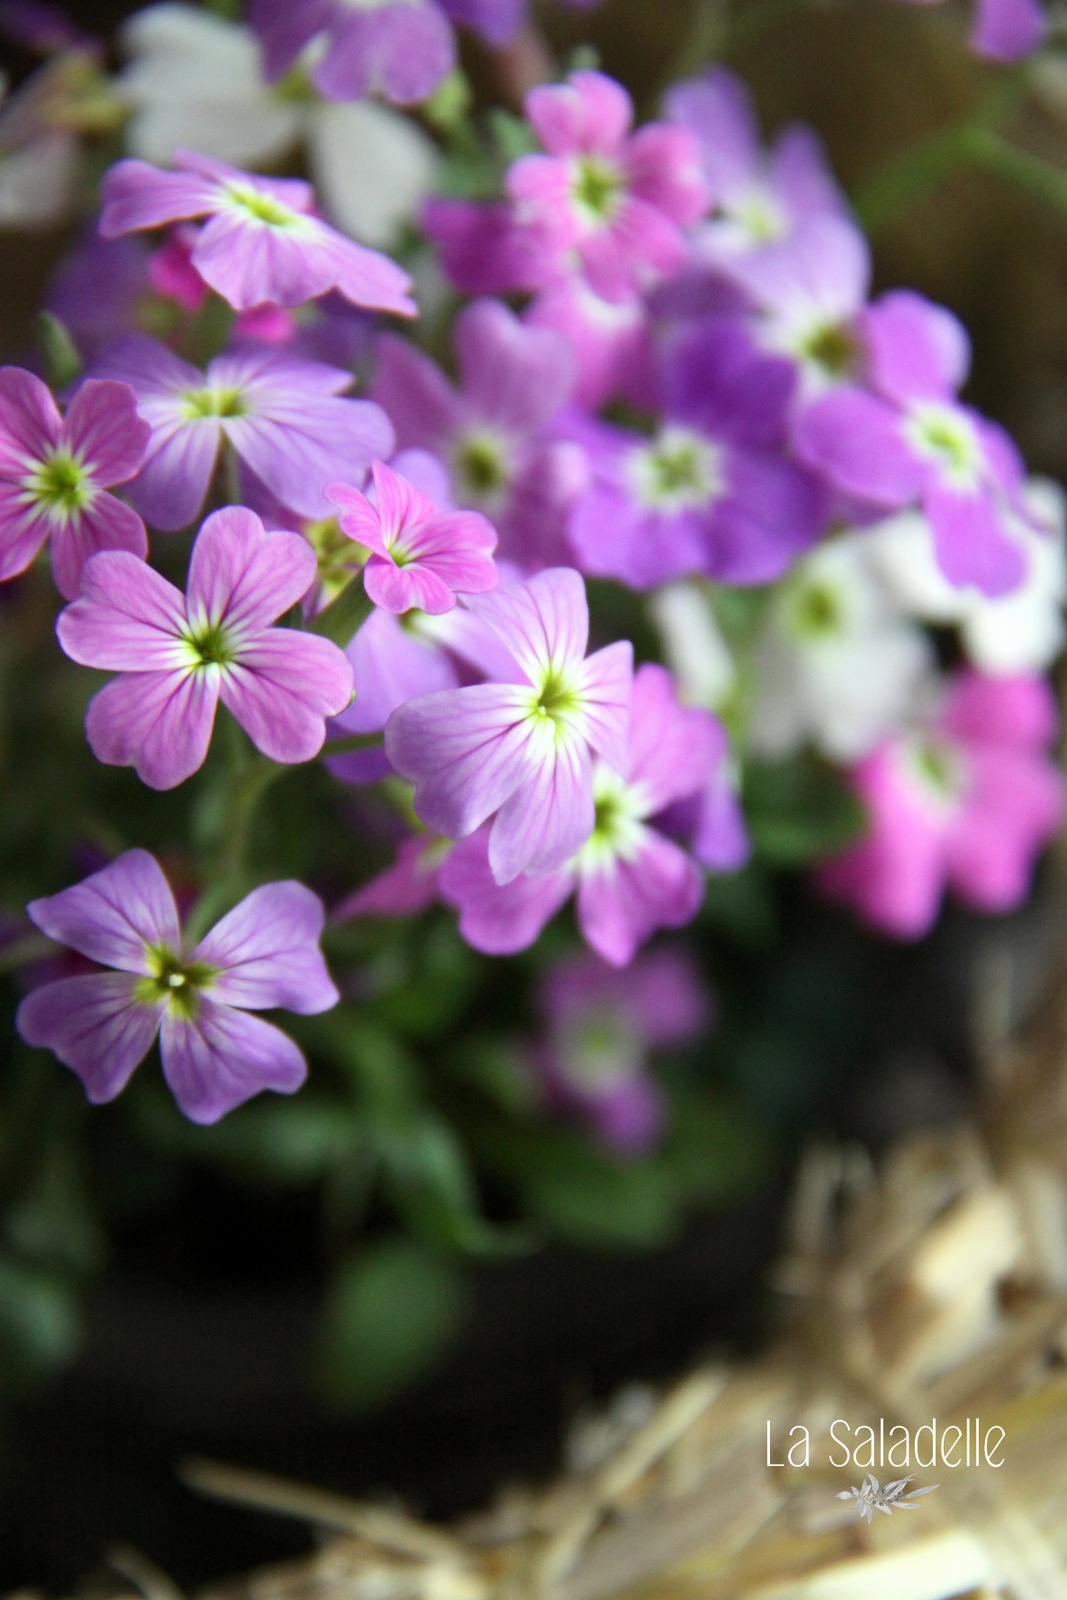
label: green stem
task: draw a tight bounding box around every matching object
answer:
[962,125,1067,214]
[0,933,61,974]
[321,732,385,757]
[186,743,285,943]
[179,291,236,368]
[310,578,374,648]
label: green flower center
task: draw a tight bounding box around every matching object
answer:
[27,449,91,518]
[184,620,237,669]
[906,735,966,811]
[791,579,843,638]
[454,432,509,500]
[909,404,980,483]
[801,321,860,380]
[224,181,302,229]
[134,946,217,1019]
[632,428,722,512]
[573,156,624,223]
[535,666,580,722]
[181,385,246,421]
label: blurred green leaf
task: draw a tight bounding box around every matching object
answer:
[4,1143,104,1275]
[743,754,865,865]
[317,1239,469,1409]
[492,1127,679,1248]
[0,1256,80,1389]
[37,313,82,390]
[196,1099,365,1186]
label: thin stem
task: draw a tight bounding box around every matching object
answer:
[321,732,385,757]
[963,125,1067,214]
[309,576,374,648]
[0,933,61,974]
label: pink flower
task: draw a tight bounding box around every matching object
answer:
[507,70,708,304]
[893,0,1045,62]
[99,149,416,316]
[0,367,149,599]
[57,505,355,790]
[326,460,498,614]
[814,670,1065,938]
[438,664,723,964]
[384,566,632,884]
[17,850,338,1124]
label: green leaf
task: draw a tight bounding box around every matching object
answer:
[378,1114,530,1254]
[4,1144,104,1275]
[742,754,865,865]
[494,1127,680,1249]
[317,1240,469,1409]
[196,1100,364,1186]
[0,1257,80,1389]
[37,313,83,390]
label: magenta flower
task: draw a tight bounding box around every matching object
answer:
[893,0,1045,61]
[814,670,1064,939]
[17,850,338,1124]
[326,459,498,614]
[371,299,583,566]
[533,947,710,1152]
[99,149,416,316]
[438,664,722,964]
[250,0,456,105]
[795,290,1029,596]
[506,70,708,304]
[92,334,394,532]
[0,367,149,599]
[57,506,355,790]
[385,566,632,885]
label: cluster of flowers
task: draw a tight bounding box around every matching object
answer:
[2,4,1063,1145]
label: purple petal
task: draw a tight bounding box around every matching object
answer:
[465,566,589,684]
[794,387,924,507]
[190,208,332,312]
[221,632,355,762]
[663,315,795,449]
[862,290,970,406]
[385,683,540,839]
[770,123,848,223]
[334,835,445,919]
[0,488,53,583]
[665,69,760,201]
[0,364,61,469]
[249,0,330,80]
[62,380,149,486]
[309,223,417,318]
[439,825,574,953]
[573,639,633,776]
[314,4,455,105]
[972,0,1046,59]
[58,551,187,671]
[126,413,221,533]
[363,557,455,615]
[421,196,553,296]
[188,507,317,635]
[627,663,723,810]
[86,668,219,790]
[160,1000,307,1124]
[17,973,162,1103]
[924,482,1028,598]
[27,848,180,970]
[225,392,394,521]
[454,299,575,435]
[371,332,461,453]
[525,71,632,159]
[91,331,203,398]
[489,731,594,883]
[577,831,704,967]
[193,881,338,1013]
[693,775,750,871]
[437,0,524,47]
[49,494,149,604]
[704,451,825,584]
[332,608,458,735]
[98,159,221,237]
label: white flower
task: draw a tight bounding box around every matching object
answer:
[0,66,79,229]
[836,1474,939,1523]
[118,3,440,248]
[871,480,1067,676]
[648,581,736,711]
[748,534,932,762]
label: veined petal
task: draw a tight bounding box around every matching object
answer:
[62,379,150,486]
[573,639,633,774]
[191,207,333,311]
[49,494,149,604]
[627,662,724,811]
[99,158,221,235]
[58,549,187,670]
[125,412,221,532]
[464,566,590,684]
[225,398,394,521]
[0,487,53,582]
[439,825,574,953]
[27,848,181,971]
[386,683,540,839]
[0,365,61,469]
[489,727,594,882]
[363,556,456,615]
[160,1000,307,1124]
[86,667,219,789]
[194,881,338,1013]
[220,632,354,762]
[187,507,317,636]
[327,479,393,560]
[577,830,704,967]
[17,973,163,1103]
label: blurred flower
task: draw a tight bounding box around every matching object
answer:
[893,0,1045,62]
[327,459,498,614]
[748,533,932,763]
[99,148,416,314]
[871,478,1067,675]
[91,333,393,531]
[438,663,724,963]
[57,506,355,789]
[0,368,148,598]
[815,670,1065,938]
[372,298,582,566]
[251,0,455,106]
[119,4,441,249]
[531,946,711,1151]
[17,849,338,1123]
[386,566,632,884]
[0,47,122,228]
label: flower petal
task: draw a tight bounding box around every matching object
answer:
[194,881,338,1012]
[49,493,149,604]
[489,725,594,882]
[439,824,574,953]
[160,999,307,1124]
[57,550,188,670]
[219,631,354,762]
[99,157,220,235]
[63,379,150,486]
[17,972,163,1102]
[27,848,180,970]
[187,506,317,635]
[464,566,589,683]
[573,639,633,775]
[86,667,219,789]
[0,365,61,469]
[577,830,704,966]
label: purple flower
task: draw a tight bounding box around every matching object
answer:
[17,849,338,1123]
[438,664,722,964]
[371,299,583,566]
[524,278,654,411]
[532,946,709,1152]
[91,334,394,532]
[507,71,708,304]
[893,0,1045,61]
[815,670,1064,938]
[795,290,1029,596]
[566,316,825,588]
[57,505,355,790]
[249,0,456,106]
[327,459,498,614]
[665,68,848,275]
[334,832,450,919]
[0,367,149,600]
[385,566,632,884]
[99,149,416,316]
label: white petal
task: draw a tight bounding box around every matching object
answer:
[309,99,440,248]
[649,581,736,711]
[0,131,78,227]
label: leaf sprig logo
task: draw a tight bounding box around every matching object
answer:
[836,1474,940,1522]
